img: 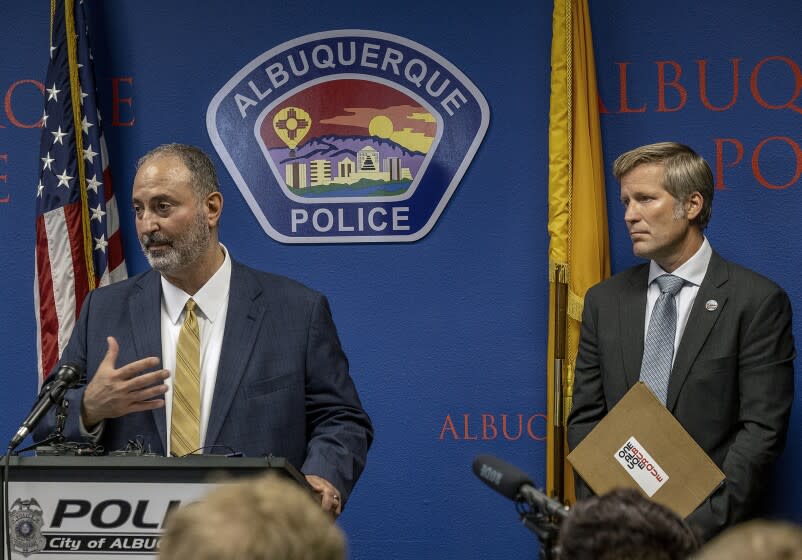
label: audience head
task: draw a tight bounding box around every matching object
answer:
[159,474,346,560]
[691,519,802,560]
[557,488,699,560]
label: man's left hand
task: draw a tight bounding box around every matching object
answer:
[305,474,342,517]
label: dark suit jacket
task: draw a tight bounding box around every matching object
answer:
[567,251,795,540]
[35,260,373,503]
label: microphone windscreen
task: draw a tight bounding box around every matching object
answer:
[53,362,84,386]
[472,454,532,501]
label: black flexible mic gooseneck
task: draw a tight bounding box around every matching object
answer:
[8,362,83,452]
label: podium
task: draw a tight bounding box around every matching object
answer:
[2,455,307,559]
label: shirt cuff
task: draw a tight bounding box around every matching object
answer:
[79,416,104,442]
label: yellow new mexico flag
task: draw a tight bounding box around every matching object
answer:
[546,0,610,504]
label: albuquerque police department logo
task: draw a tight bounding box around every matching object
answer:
[206,29,489,243]
[9,498,46,556]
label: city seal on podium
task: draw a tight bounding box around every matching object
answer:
[9,498,46,556]
[207,29,489,243]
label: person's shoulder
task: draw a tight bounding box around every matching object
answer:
[232,260,324,302]
[89,269,157,298]
[587,263,648,297]
[714,253,788,297]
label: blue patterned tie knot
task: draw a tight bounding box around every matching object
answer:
[640,274,685,404]
[655,274,685,297]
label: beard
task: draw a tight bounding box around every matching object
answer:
[139,208,211,274]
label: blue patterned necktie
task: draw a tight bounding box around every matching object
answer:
[640,274,685,404]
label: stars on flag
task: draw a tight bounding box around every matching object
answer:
[86,174,102,193]
[56,169,73,189]
[81,115,92,134]
[51,126,69,145]
[46,83,61,102]
[83,144,98,163]
[90,204,106,222]
[41,152,54,171]
[93,234,108,253]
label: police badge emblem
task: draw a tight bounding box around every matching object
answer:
[9,498,46,556]
[207,29,489,243]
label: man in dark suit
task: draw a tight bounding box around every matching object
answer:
[567,142,795,540]
[35,144,372,514]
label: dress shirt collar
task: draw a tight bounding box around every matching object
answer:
[648,236,712,288]
[161,243,232,324]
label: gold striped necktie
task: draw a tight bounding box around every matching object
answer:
[171,298,201,456]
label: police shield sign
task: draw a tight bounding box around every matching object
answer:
[206,30,489,243]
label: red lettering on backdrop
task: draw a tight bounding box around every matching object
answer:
[0,153,8,203]
[714,138,744,189]
[482,414,498,440]
[526,414,547,442]
[656,61,687,112]
[111,77,135,126]
[438,414,546,441]
[751,137,802,190]
[750,56,802,115]
[501,414,523,441]
[617,62,646,113]
[698,59,740,111]
[4,80,45,129]
[462,414,478,440]
[438,415,459,440]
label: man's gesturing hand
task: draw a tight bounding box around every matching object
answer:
[81,336,169,429]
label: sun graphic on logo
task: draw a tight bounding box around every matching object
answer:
[367,114,433,152]
[368,115,394,138]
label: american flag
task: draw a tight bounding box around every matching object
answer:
[35,0,127,386]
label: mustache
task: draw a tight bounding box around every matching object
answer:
[140,232,172,248]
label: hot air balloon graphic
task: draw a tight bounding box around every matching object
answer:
[273,106,312,189]
[273,107,311,154]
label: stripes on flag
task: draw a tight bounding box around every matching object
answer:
[35,0,127,386]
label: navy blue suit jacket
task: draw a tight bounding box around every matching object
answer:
[35,260,373,502]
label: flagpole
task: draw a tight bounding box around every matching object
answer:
[551,264,568,502]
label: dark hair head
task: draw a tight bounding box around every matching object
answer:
[558,488,700,560]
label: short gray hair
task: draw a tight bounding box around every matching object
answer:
[137,144,219,200]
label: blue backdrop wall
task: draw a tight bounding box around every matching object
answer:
[0,2,800,559]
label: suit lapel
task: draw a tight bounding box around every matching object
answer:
[205,262,264,447]
[128,271,167,450]
[621,266,649,387]
[666,252,729,411]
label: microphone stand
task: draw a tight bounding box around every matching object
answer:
[15,398,69,455]
[517,501,561,560]
[5,388,71,559]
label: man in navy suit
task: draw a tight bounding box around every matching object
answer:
[35,144,372,514]
[567,142,795,540]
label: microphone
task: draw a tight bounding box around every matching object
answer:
[472,454,569,520]
[8,363,83,451]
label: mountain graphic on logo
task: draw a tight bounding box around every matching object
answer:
[267,135,427,198]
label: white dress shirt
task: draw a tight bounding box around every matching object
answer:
[644,237,713,365]
[160,244,231,456]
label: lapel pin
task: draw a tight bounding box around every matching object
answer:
[705,300,718,311]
